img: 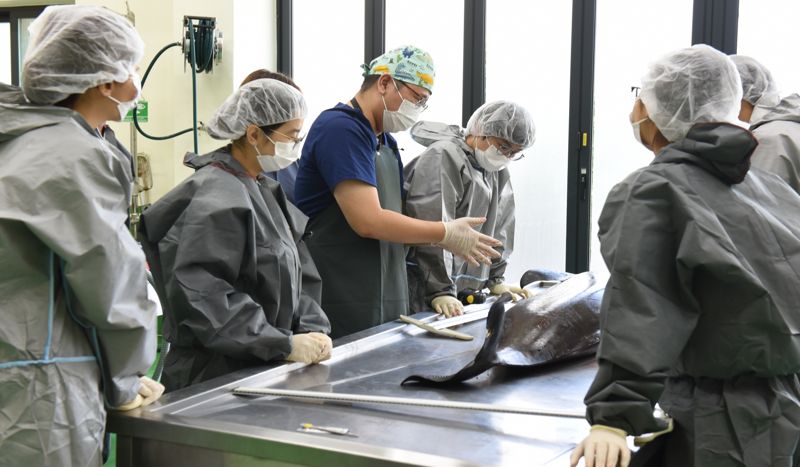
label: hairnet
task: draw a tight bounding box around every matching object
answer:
[205,78,307,140]
[466,100,536,148]
[22,5,144,105]
[730,55,780,108]
[639,44,742,142]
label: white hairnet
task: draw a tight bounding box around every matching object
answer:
[22,5,144,105]
[730,55,780,108]
[466,100,536,148]
[639,44,742,142]
[205,79,307,140]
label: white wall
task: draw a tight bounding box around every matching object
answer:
[80,0,235,202]
[233,0,277,86]
[0,0,71,6]
[71,0,276,203]
[6,0,278,202]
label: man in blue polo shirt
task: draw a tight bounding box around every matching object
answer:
[295,46,502,338]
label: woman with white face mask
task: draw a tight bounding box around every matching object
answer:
[403,101,536,318]
[139,78,332,392]
[239,69,304,204]
[294,45,503,339]
[0,5,161,466]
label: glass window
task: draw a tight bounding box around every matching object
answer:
[292,0,364,138]
[590,0,693,279]
[485,0,572,281]
[386,0,463,165]
[738,0,800,97]
[17,17,34,84]
[0,22,9,84]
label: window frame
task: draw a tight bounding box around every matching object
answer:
[0,6,45,86]
[277,0,740,273]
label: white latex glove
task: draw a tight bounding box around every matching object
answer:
[287,333,329,364]
[307,332,333,362]
[489,283,533,301]
[114,376,165,411]
[570,425,630,467]
[438,217,502,267]
[431,295,463,318]
[114,394,144,412]
[633,416,674,446]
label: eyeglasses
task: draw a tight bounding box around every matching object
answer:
[485,136,525,161]
[264,128,305,149]
[396,80,429,110]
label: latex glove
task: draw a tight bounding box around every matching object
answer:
[114,394,144,412]
[489,283,533,302]
[114,376,165,411]
[438,217,502,267]
[307,332,333,362]
[634,416,674,446]
[431,295,463,318]
[287,333,329,364]
[570,425,630,467]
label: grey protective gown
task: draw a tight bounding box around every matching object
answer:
[749,93,800,193]
[0,84,157,466]
[585,123,800,466]
[139,149,330,392]
[403,121,514,311]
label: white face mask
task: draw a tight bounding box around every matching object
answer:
[631,117,648,145]
[254,132,301,172]
[474,144,509,172]
[381,81,424,133]
[107,72,141,121]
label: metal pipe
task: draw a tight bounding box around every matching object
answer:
[187,20,199,154]
[232,387,585,419]
[128,122,139,237]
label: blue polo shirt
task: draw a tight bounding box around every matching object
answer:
[295,103,400,218]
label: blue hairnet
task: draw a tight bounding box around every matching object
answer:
[205,79,307,140]
[22,5,144,105]
[466,100,536,148]
[639,44,742,142]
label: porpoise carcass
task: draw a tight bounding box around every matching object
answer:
[402,270,603,386]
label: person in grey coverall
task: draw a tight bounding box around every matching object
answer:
[0,5,162,467]
[732,54,800,193]
[571,44,800,467]
[403,100,536,317]
[140,79,332,392]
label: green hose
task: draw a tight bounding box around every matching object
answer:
[134,18,216,155]
[133,42,195,141]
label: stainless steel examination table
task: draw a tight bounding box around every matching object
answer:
[109,305,596,466]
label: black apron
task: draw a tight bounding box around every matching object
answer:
[305,100,409,339]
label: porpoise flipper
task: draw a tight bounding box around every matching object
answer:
[401,295,512,386]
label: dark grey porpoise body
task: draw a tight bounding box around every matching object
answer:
[403,271,603,385]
